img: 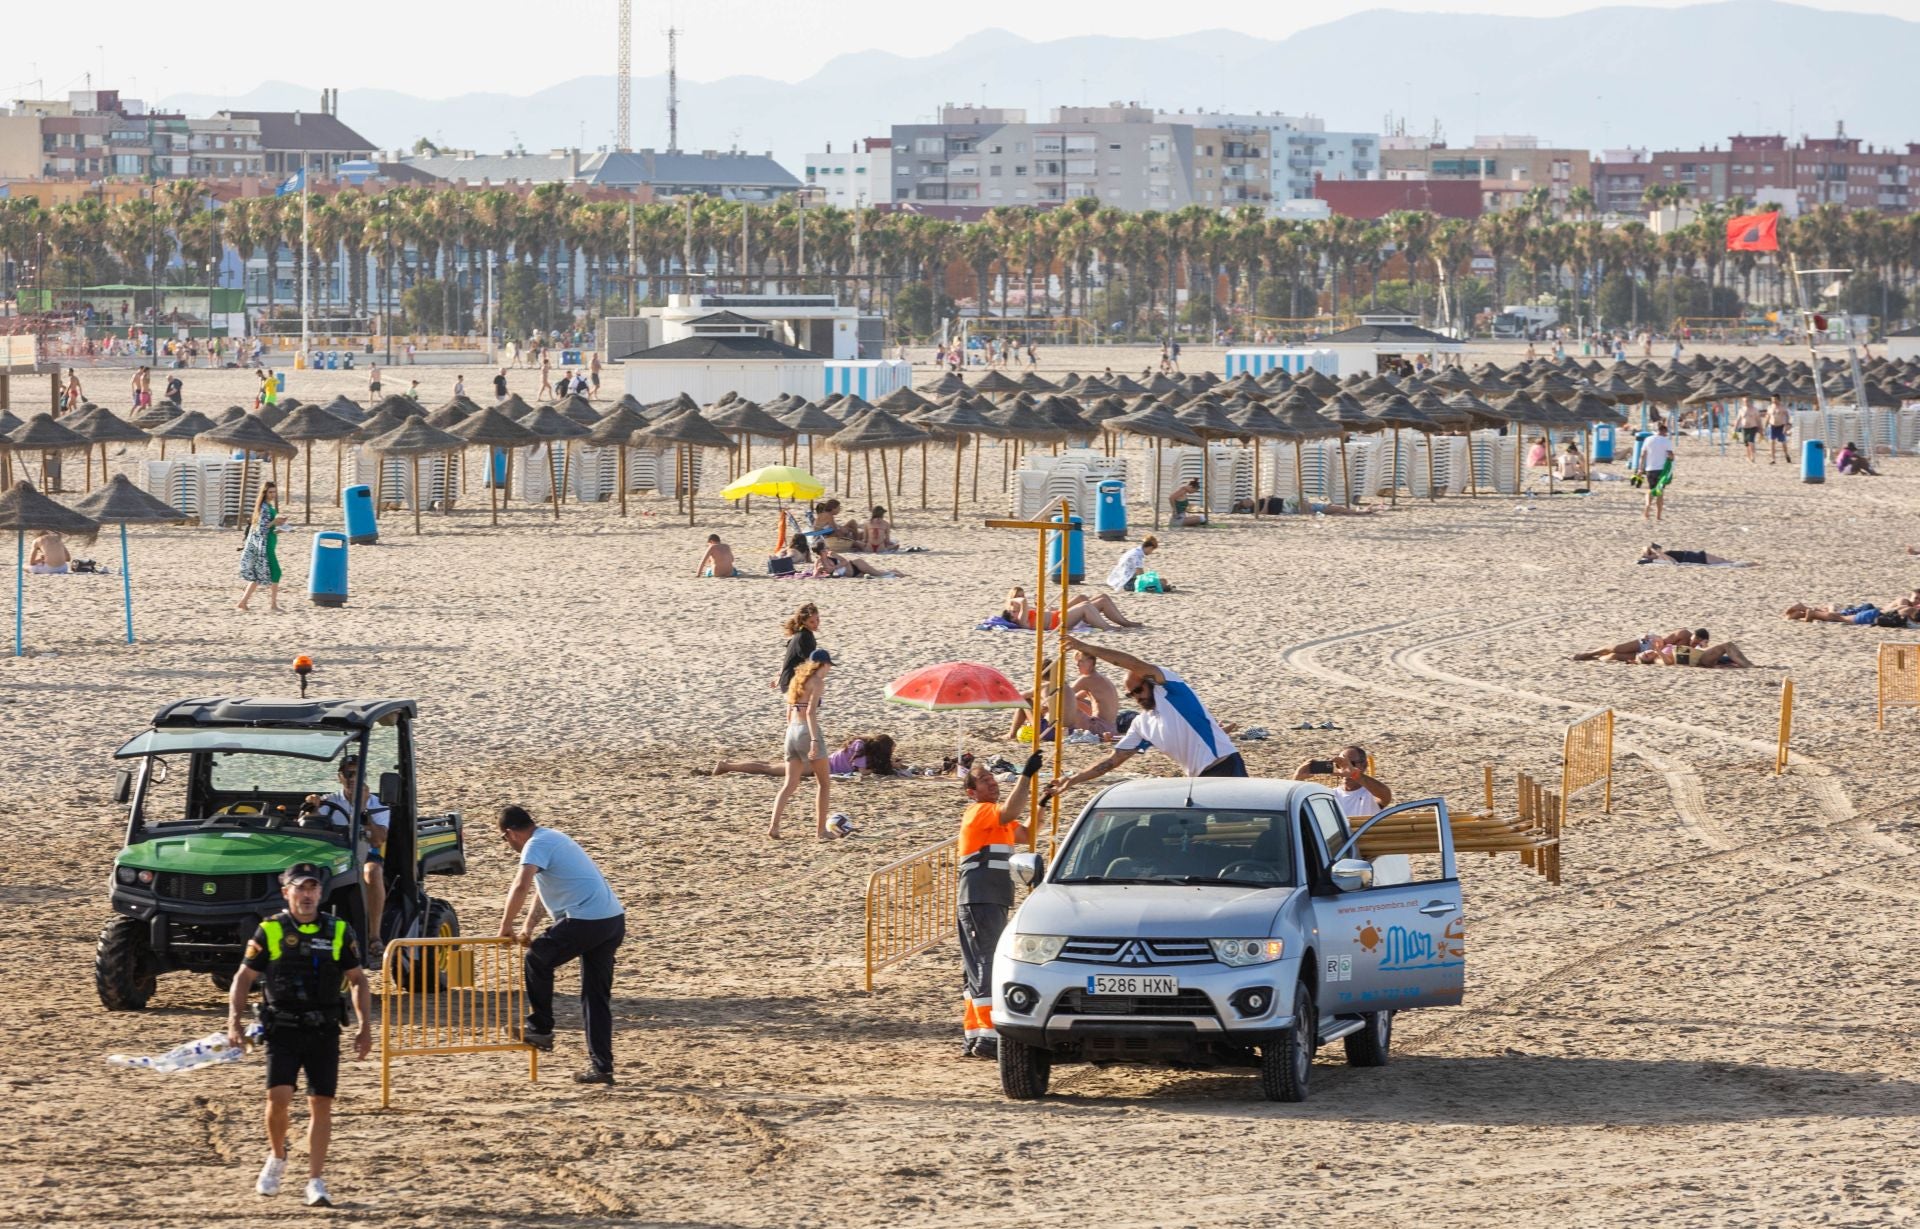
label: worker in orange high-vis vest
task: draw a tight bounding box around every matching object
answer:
[956,751,1042,1059]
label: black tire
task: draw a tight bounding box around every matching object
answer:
[1344,1010,1393,1067]
[1260,981,1316,1102]
[998,1034,1051,1100]
[96,916,157,1011]
[425,899,459,990]
[208,968,236,994]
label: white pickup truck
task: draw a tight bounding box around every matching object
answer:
[992,777,1464,1101]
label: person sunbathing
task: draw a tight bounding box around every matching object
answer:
[694,534,738,578]
[813,547,903,579]
[1555,441,1588,482]
[709,734,898,779]
[1002,586,1141,631]
[1642,638,1754,668]
[866,506,899,552]
[1785,592,1919,626]
[27,532,71,575]
[1573,628,1699,662]
[1639,544,1756,567]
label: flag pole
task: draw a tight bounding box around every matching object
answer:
[299,153,311,358]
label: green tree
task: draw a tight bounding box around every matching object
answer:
[402,277,473,333]
[496,262,554,337]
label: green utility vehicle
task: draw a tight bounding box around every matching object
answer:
[97,697,466,1010]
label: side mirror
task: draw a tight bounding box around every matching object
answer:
[1330,858,1374,893]
[1009,851,1045,888]
[111,768,133,805]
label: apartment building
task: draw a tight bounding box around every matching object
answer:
[1156,111,1378,204]
[1594,127,1919,215]
[1379,135,1589,212]
[1189,126,1273,208]
[805,138,892,209]
[887,103,1197,216]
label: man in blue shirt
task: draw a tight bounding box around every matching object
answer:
[497,806,625,1084]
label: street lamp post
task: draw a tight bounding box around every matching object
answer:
[379,197,393,364]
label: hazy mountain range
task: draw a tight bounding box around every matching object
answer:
[158,2,1919,174]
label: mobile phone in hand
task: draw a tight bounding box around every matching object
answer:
[1307,759,1335,775]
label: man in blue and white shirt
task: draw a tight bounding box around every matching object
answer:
[1042,637,1244,804]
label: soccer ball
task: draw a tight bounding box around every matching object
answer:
[827,813,856,838]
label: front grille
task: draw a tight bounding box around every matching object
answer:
[1054,989,1218,1018]
[1057,937,1216,966]
[153,872,276,903]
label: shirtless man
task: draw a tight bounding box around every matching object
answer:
[27,532,71,574]
[1572,628,1696,662]
[1786,591,1919,625]
[1071,651,1121,736]
[695,534,737,578]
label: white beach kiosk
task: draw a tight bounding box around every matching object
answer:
[1222,347,1338,379]
[1308,315,1466,378]
[621,293,910,401]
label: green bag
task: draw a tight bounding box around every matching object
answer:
[1136,571,1167,593]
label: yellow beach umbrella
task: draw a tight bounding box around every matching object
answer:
[721,465,826,502]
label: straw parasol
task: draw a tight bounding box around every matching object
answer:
[448,407,539,526]
[275,404,357,522]
[1270,398,1345,508]
[983,397,1069,491]
[1105,403,1204,528]
[0,408,19,487]
[706,398,796,506]
[147,408,217,460]
[1366,393,1444,505]
[971,369,1024,397]
[637,409,738,526]
[828,408,930,514]
[0,480,99,656]
[70,474,190,644]
[365,417,466,534]
[8,413,90,491]
[1314,393,1375,506]
[1225,398,1289,514]
[64,403,149,489]
[916,396,1003,519]
[320,395,368,424]
[585,405,651,517]
[517,404,592,520]
[199,412,298,519]
[372,393,424,419]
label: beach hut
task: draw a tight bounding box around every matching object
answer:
[365,417,466,534]
[70,474,190,644]
[447,408,539,526]
[0,480,99,656]
[275,404,357,522]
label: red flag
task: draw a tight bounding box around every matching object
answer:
[1727,212,1780,252]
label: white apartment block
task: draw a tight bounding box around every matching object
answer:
[804,139,892,209]
[1157,111,1378,206]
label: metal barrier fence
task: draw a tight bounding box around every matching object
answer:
[1879,645,1920,731]
[863,838,957,990]
[1562,708,1614,815]
[379,936,537,1107]
[1777,678,1794,774]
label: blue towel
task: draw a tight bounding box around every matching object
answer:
[975,615,1024,632]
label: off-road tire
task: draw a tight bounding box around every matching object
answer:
[96,916,157,1011]
[1344,1010,1393,1067]
[1260,981,1315,1102]
[998,1035,1051,1100]
[425,899,460,990]
[208,968,236,994]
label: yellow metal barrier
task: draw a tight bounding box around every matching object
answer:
[1877,645,1920,731]
[1777,678,1794,774]
[379,936,537,1108]
[864,838,958,990]
[1561,708,1614,815]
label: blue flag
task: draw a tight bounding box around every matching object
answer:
[275,169,304,196]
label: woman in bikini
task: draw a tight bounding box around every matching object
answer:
[770,651,837,840]
[1001,586,1142,631]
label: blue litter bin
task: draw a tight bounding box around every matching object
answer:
[308,532,349,606]
[326,350,339,371]
[1801,438,1826,484]
[275,371,286,394]
[1095,479,1128,541]
[1592,424,1616,464]
[1629,430,1652,472]
[343,483,378,545]
[1047,514,1085,584]
[488,447,508,488]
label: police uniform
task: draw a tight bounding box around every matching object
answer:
[241,908,363,1097]
[956,799,1019,1051]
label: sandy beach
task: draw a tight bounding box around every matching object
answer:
[3,347,1919,1226]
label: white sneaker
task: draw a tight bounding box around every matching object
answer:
[255,1156,286,1196]
[304,1177,333,1208]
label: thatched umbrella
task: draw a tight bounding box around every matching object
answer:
[828,408,929,513]
[65,403,149,489]
[321,395,368,424]
[984,398,1068,489]
[1225,398,1288,514]
[365,417,466,534]
[1366,394,1445,505]
[200,412,297,521]
[776,401,843,476]
[1105,403,1204,528]
[448,407,539,526]
[548,394,603,502]
[1015,371,1058,394]
[0,409,19,488]
[1493,391,1551,490]
[517,404,591,520]
[916,396,1002,520]
[1315,393,1375,506]
[425,397,477,429]
[133,400,181,429]
[706,399,796,508]
[0,480,99,656]
[971,369,1024,397]
[372,393,424,419]
[71,474,189,644]
[276,404,358,523]
[637,409,738,526]
[918,371,968,397]
[148,408,217,460]
[579,405,647,517]
[8,414,90,491]
[1271,399,1344,508]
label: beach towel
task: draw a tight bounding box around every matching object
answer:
[1652,458,1675,496]
[975,615,1025,632]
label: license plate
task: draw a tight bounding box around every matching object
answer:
[1086,974,1178,996]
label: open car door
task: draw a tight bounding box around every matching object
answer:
[1310,797,1464,1012]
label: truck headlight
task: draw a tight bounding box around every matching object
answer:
[115,866,136,884]
[1210,938,1284,967]
[136,869,154,885]
[1011,934,1066,964]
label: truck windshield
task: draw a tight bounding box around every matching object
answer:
[1054,809,1292,887]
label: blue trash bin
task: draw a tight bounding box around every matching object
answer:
[327,351,340,371]
[488,447,508,488]
[1629,430,1652,472]
[1095,479,1128,541]
[1801,438,1826,484]
[276,371,287,394]
[1592,424,1616,463]
[308,532,349,606]
[343,483,378,545]
[1047,514,1085,584]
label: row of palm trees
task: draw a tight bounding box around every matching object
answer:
[4,179,1918,337]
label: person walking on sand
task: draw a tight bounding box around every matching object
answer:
[538,357,553,400]
[775,603,820,695]
[496,806,625,1085]
[1637,422,1673,523]
[367,362,382,400]
[493,368,508,399]
[770,649,836,840]
[237,481,286,611]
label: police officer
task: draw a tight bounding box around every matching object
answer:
[955,751,1041,1059]
[227,863,372,1209]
